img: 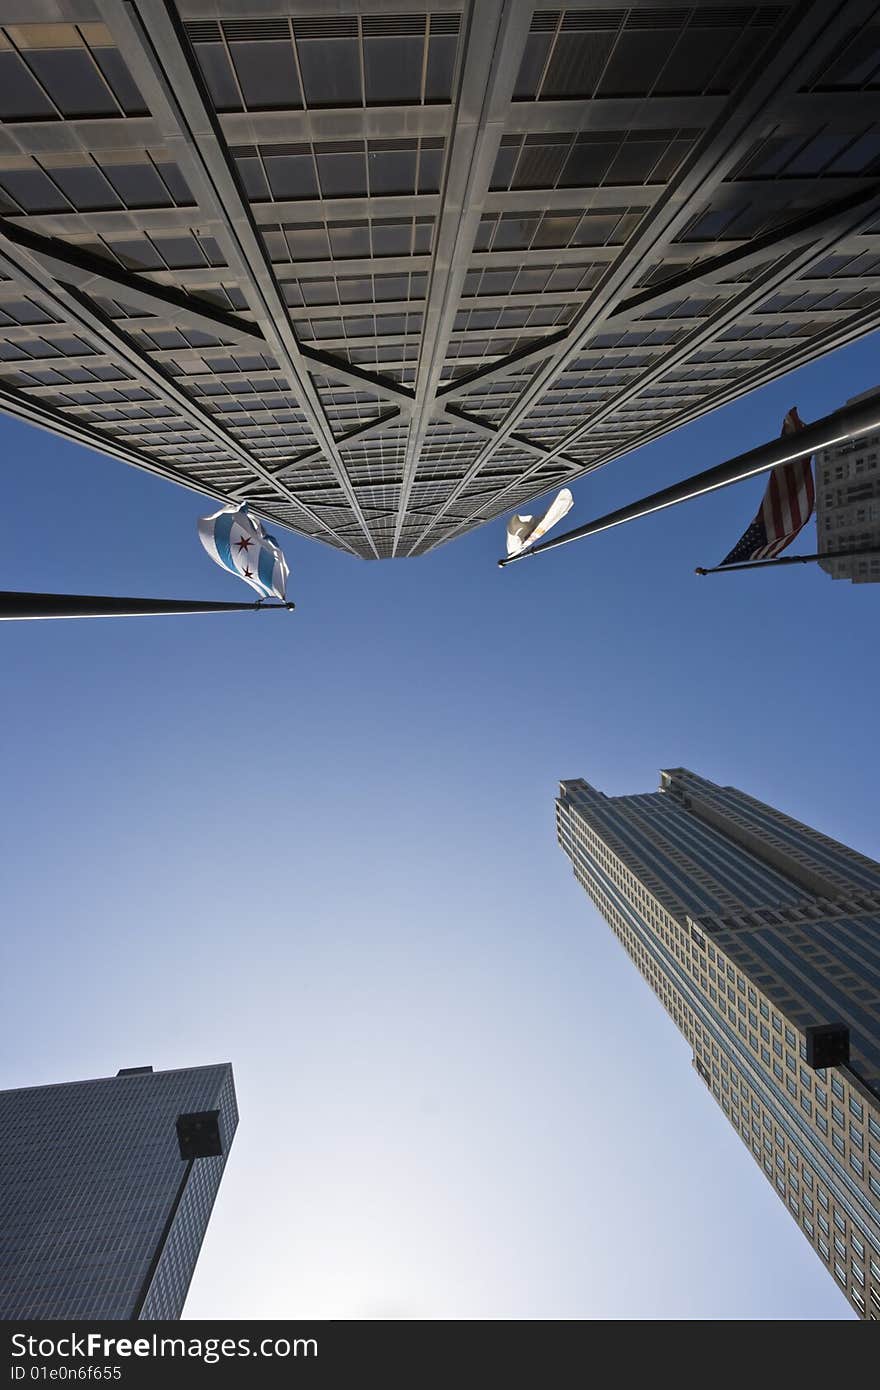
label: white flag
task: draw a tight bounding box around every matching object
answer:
[198,504,290,600]
[506,488,573,556]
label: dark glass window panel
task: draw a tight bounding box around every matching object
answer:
[91,48,148,114]
[785,133,855,176]
[413,221,433,254]
[374,275,409,301]
[830,131,880,174]
[196,235,226,266]
[532,213,581,247]
[559,140,618,187]
[47,165,121,211]
[492,215,538,250]
[572,212,626,246]
[512,141,569,189]
[649,139,693,183]
[653,31,733,96]
[25,50,117,117]
[328,222,371,258]
[410,272,427,297]
[542,33,616,99]
[261,228,289,261]
[264,154,318,200]
[0,168,69,213]
[372,221,412,255]
[106,237,164,270]
[282,281,304,306]
[151,235,206,268]
[514,33,553,99]
[418,148,443,193]
[0,51,57,119]
[301,278,336,305]
[489,144,519,190]
[192,42,242,110]
[235,155,271,201]
[5,299,55,324]
[337,278,372,303]
[153,163,195,206]
[425,34,457,102]
[0,342,28,359]
[473,216,496,251]
[368,148,417,196]
[711,30,778,95]
[598,32,678,97]
[297,39,362,107]
[364,38,423,104]
[605,140,669,184]
[229,41,302,109]
[311,317,343,339]
[317,151,367,198]
[100,163,173,208]
[285,225,331,258]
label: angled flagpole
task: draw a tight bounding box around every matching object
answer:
[695,546,880,576]
[0,592,295,621]
[497,393,880,568]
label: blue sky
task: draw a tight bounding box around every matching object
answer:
[2,332,878,1320]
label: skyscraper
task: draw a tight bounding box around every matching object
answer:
[0,3,879,557]
[0,1062,238,1320]
[557,769,880,1319]
[816,386,880,584]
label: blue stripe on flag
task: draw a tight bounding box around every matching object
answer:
[214,509,237,576]
[257,543,276,597]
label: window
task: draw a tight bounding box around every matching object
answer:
[850,1097,864,1121]
[832,1075,844,1100]
[832,1131,846,1155]
[832,1104,845,1128]
[850,1125,864,1150]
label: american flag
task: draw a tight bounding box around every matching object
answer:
[719,407,815,566]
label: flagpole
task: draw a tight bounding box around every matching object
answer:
[0,591,295,621]
[695,546,880,576]
[496,394,880,568]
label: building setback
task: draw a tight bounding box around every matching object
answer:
[557,768,880,1319]
[816,387,880,584]
[0,1063,237,1320]
[0,4,879,558]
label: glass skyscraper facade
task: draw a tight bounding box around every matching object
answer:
[557,768,880,1318]
[0,4,878,557]
[0,1062,238,1320]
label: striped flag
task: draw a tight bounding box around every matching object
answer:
[719,408,815,566]
[198,504,290,600]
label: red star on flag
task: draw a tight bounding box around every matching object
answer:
[235,535,252,552]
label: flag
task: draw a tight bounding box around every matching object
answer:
[198,504,290,600]
[506,487,574,556]
[718,408,815,566]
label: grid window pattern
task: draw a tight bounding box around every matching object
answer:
[0,5,879,559]
[0,1065,237,1321]
[557,768,880,1320]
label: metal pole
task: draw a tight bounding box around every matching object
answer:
[0,592,295,620]
[695,546,880,575]
[497,394,880,568]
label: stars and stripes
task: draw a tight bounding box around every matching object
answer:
[198,504,290,600]
[719,407,815,566]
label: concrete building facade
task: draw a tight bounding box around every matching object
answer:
[0,1062,238,1320]
[557,767,880,1318]
[0,3,879,556]
[816,386,880,583]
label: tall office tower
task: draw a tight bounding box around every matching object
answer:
[557,769,880,1319]
[816,387,880,584]
[0,4,879,558]
[0,1063,238,1320]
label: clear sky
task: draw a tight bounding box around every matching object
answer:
[2,331,878,1321]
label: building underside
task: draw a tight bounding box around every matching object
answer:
[0,1,879,558]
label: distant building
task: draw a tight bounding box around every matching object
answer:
[816,387,880,584]
[557,768,880,1319]
[0,6,879,558]
[0,1063,237,1319]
